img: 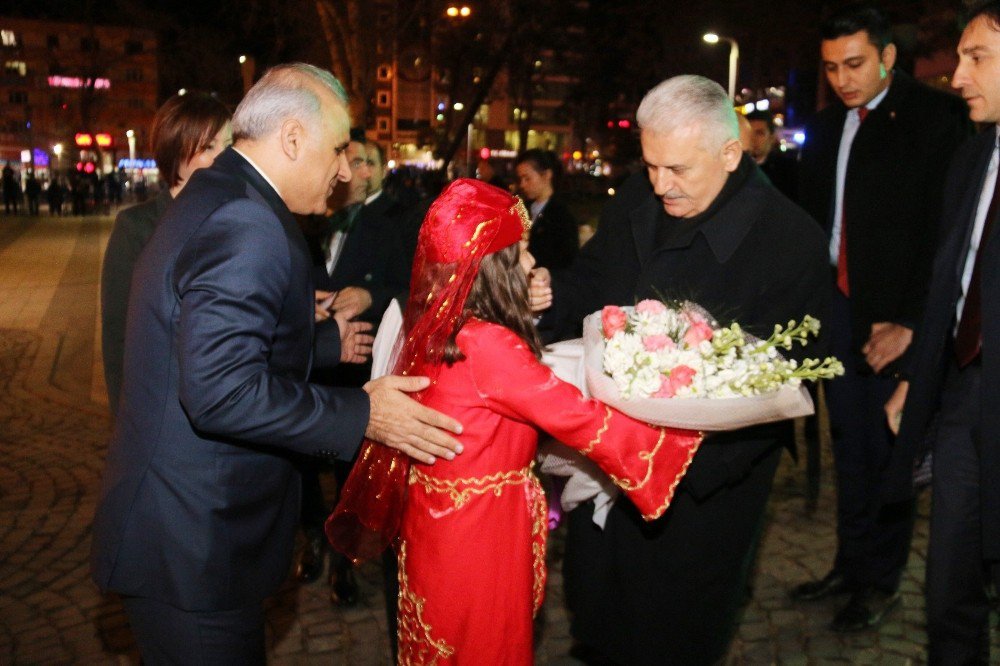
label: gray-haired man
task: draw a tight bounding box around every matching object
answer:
[533,74,830,664]
[90,63,463,664]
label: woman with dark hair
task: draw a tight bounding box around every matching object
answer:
[515,148,580,270]
[328,178,702,663]
[101,92,231,413]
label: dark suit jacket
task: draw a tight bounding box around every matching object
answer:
[90,148,370,611]
[542,160,830,498]
[529,196,579,270]
[886,129,1000,558]
[101,189,171,413]
[798,71,971,373]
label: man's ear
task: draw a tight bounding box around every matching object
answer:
[721,138,742,172]
[880,43,897,77]
[280,119,303,160]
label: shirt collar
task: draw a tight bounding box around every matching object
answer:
[233,147,282,197]
[854,82,891,120]
[364,189,382,206]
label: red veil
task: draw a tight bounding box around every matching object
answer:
[326,178,530,562]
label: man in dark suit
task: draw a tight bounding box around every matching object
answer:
[746,109,798,200]
[884,4,1000,662]
[532,74,830,665]
[89,63,463,665]
[793,2,971,632]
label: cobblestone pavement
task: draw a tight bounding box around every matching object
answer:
[1,214,997,664]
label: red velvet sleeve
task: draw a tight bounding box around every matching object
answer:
[463,322,702,520]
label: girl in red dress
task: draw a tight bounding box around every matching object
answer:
[328,178,701,664]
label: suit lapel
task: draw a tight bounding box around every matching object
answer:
[954,134,997,281]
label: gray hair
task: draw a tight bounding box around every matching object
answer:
[232,63,349,141]
[636,75,738,150]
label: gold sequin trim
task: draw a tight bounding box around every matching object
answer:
[643,431,703,520]
[609,427,667,492]
[512,197,531,233]
[397,541,456,665]
[409,464,535,510]
[527,474,548,615]
[579,406,612,455]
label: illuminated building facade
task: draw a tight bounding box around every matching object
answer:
[0,16,157,178]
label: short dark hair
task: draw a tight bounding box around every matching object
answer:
[821,2,893,51]
[966,1,1000,31]
[745,109,775,133]
[151,92,231,188]
[515,148,560,179]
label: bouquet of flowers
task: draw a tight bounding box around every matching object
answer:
[583,300,843,431]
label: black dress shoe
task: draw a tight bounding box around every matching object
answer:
[790,570,850,601]
[294,528,328,584]
[329,557,359,607]
[831,588,900,632]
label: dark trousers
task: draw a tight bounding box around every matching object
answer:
[926,361,993,665]
[122,596,265,665]
[564,446,782,666]
[825,290,914,591]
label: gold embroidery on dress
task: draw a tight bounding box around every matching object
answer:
[397,541,456,665]
[580,406,612,455]
[527,474,548,615]
[409,464,536,510]
[644,432,704,520]
[609,427,666,492]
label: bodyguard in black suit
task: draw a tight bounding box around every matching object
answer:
[793,2,971,631]
[885,5,1000,662]
[89,64,462,665]
[534,75,829,665]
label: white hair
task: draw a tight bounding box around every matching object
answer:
[636,75,738,150]
[232,63,349,141]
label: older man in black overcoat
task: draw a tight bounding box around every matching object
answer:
[533,74,829,665]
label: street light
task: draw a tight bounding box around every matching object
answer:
[126,129,136,162]
[52,143,63,173]
[703,32,740,100]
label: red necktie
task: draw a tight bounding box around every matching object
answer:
[955,158,1000,367]
[836,107,870,296]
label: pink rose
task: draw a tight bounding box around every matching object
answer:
[653,364,697,399]
[602,305,628,338]
[642,334,674,352]
[635,299,667,315]
[653,374,677,398]
[682,320,714,347]
[669,364,697,388]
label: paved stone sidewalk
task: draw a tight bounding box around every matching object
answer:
[1,215,997,664]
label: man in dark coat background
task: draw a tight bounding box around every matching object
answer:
[884,3,1000,662]
[793,2,971,632]
[89,63,463,665]
[532,74,830,665]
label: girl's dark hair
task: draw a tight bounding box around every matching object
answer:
[443,243,543,363]
[152,92,231,188]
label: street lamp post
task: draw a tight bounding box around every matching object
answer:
[703,32,740,101]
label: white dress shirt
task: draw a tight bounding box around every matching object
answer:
[828,85,891,266]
